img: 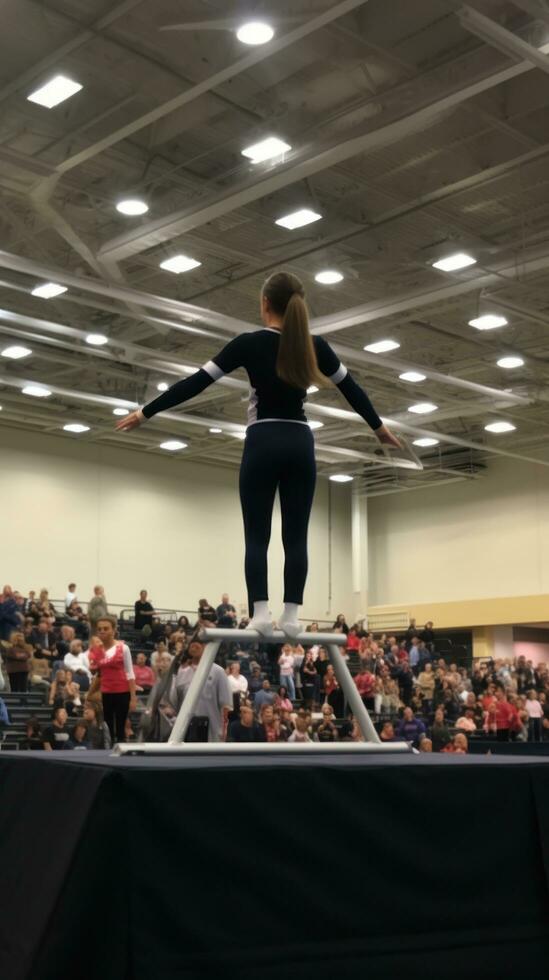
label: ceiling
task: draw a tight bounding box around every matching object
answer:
[2,0,549,494]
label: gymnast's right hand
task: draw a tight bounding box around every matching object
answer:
[115,409,145,432]
[375,423,401,449]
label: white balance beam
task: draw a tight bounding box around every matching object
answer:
[114,741,412,756]
[198,628,347,646]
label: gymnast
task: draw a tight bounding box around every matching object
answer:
[116,271,400,638]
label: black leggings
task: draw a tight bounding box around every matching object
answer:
[239,422,316,612]
[9,672,28,692]
[102,691,130,743]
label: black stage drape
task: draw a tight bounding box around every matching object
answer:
[1,752,549,979]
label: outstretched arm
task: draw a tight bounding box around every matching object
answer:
[115,334,247,431]
[313,336,400,447]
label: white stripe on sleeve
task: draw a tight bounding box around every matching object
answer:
[330,364,347,384]
[202,360,224,380]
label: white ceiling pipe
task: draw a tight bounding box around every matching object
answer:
[47,0,370,182]
[98,37,549,262]
[458,6,549,75]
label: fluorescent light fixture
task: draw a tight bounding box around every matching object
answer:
[63,423,90,434]
[308,420,324,430]
[275,208,322,230]
[242,136,291,164]
[1,345,32,360]
[315,270,344,285]
[209,427,223,434]
[399,371,426,383]
[160,440,188,451]
[86,333,108,346]
[159,254,201,274]
[497,356,524,369]
[113,408,129,416]
[27,74,82,108]
[432,252,476,272]
[236,21,274,45]
[307,385,319,395]
[408,402,438,414]
[484,421,516,434]
[469,314,507,331]
[157,382,169,392]
[365,340,400,354]
[116,198,149,216]
[22,384,51,398]
[329,474,354,483]
[31,282,67,299]
[413,437,439,448]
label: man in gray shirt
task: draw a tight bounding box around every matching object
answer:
[175,640,232,742]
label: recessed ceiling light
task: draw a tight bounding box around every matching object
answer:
[497,356,524,369]
[209,427,223,434]
[1,345,32,360]
[329,474,354,483]
[275,208,322,230]
[63,423,90,434]
[307,385,319,395]
[236,21,274,45]
[241,136,291,164]
[432,252,476,272]
[315,270,344,285]
[22,384,51,398]
[31,282,67,299]
[408,402,438,414]
[160,440,188,451]
[86,333,108,346]
[157,382,169,392]
[484,421,516,433]
[399,371,426,383]
[113,408,129,416]
[413,437,439,448]
[160,254,201,274]
[308,420,324,430]
[365,340,400,354]
[469,314,507,331]
[116,198,149,216]
[27,74,82,108]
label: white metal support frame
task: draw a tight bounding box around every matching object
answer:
[114,628,411,756]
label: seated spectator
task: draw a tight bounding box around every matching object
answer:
[419,737,433,752]
[288,710,312,743]
[43,707,71,750]
[442,733,468,754]
[315,704,338,742]
[22,717,43,750]
[227,662,248,698]
[274,685,293,712]
[64,639,91,691]
[346,628,360,651]
[177,615,192,634]
[134,652,156,692]
[332,614,349,634]
[431,706,452,752]
[260,704,281,742]
[83,703,111,749]
[455,709,478,734]
[54,625,76,661]
[417,662,435,709]
[69,721,89,750]
[153,651,174,678]
[376,678,401,717]
[379,721,398,742]
[396,706,427,747]
[197,598,217,625]
[247,666,264,700]
[29,653,51,690]
[278,707,295,740]
[254,679,275,714]
[2,630,32,692]
[228,704,266,742]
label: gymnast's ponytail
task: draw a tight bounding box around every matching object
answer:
[262,271,326,390]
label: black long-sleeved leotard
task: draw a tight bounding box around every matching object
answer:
[141,328,383,431]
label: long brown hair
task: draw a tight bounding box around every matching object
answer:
[262,271,326,389]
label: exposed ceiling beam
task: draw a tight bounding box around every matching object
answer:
[459,5,549,75]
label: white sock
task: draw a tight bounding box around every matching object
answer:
[252,600,270,621]
[281,602,299,622]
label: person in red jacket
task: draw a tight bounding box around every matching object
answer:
[494,688,519,742]
[89,616,137,743]
[354,664,376,711]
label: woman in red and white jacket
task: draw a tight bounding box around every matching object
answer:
[89,615,137,743]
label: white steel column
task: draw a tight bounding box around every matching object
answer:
[351,487,369,626]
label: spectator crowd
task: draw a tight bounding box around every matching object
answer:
[1,584,549,753]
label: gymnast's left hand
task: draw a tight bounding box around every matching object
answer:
[115,409,145,432]
[375,423,402,449]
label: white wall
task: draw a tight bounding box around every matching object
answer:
[0,425,352,620]
[368,457,549,606]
